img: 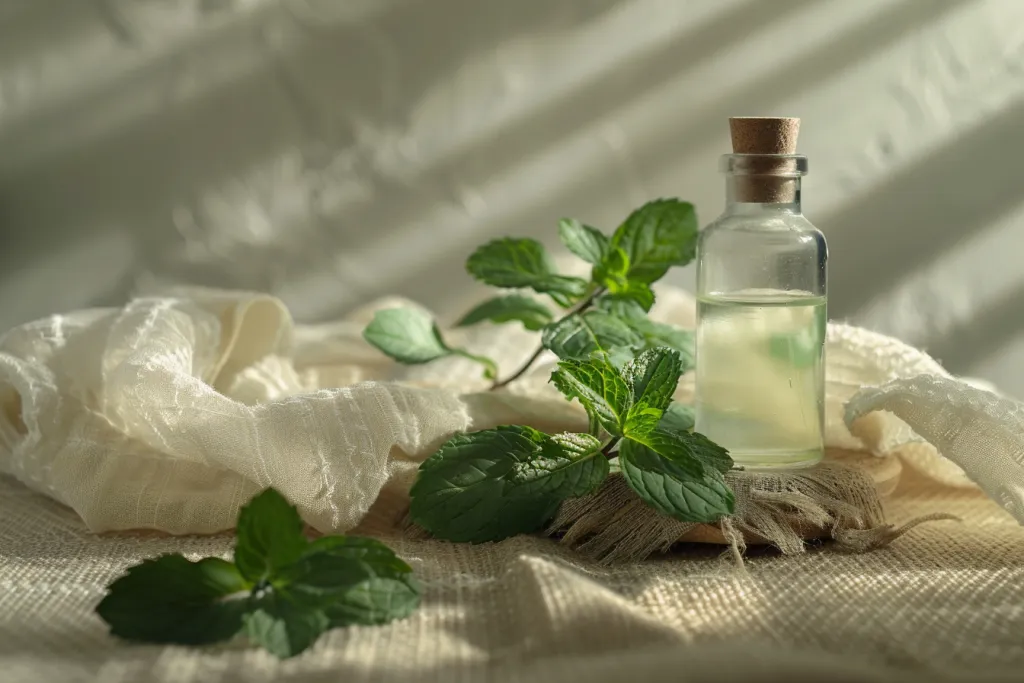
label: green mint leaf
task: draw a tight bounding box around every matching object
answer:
[596,295,645,320]
[465,237,551,287]
[558,218,609,265]
[619,439,734,523]
[465,237,588,306]
[243,593,330,659]
[639,323,694,368]
[409,426,608,543]
[278,536,419,627]
[660,402,695,432]
[410,427,564,542]
[322,576,419,628]
[625,347,682,412]
[550,357,631,436]
[604,345,637,370]
[609,282,656,311]
[592,246,630,293]
[596,296,694,369]
[545,279,590,308]
[622,348,683,438]
[455,295,553,332]
[364,308,452,365]
[515,431,609,498]
[610,198,698,284]
[234,489,308,584]
[96,555,249,646]
[625,428,704,479]
[541,311,642,361]
[662,429,733,475]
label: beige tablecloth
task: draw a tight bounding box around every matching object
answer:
[2,446,1023,683]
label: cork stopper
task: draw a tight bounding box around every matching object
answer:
[729,117,800,155]
[727,117,801,203]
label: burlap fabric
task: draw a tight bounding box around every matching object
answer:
[2,286,1024,681]
[2,446,1023,683]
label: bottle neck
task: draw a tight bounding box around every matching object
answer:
[724,175,802,214]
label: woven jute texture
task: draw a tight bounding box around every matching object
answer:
[2,445,1023,683]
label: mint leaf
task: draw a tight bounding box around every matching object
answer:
[466,237,588,306]
[605,345,637,370]
[456,295,553,331]
[624,348,682,413]
[541,311,642,361]
[593,246,655,311]
[597,296,694,368]
[466,237,551,287]
[558,218,609,265]
[622,348,682,438]
[410,426,601,542]
[410,427,560,542]
[515,432,608,498]
[279,537,419,627]
[619,439,734,523]
[653,428,733,475]
[610,199,698,284]
[626,428,704,479]
[610,282,656,311]
[593,246,630,293]
[640,323,694,367]
[550,357,631,436]
[364,308,451,364]
[660,402,695,432]
[626,395,731,479]
[96,555,249,646]
[243,593,330,659]
[234,489,307,584]
[322,576,419,628]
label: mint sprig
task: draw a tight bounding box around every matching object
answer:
[96,489,419,659]
[367,196,737,543]
[366,197,698,387]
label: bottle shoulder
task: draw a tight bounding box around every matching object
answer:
[701,211,824,247]
[698,213,828,270]
[702,209,822,234]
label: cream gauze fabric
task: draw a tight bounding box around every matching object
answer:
[0,284,1014,535]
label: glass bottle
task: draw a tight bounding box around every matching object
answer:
[695,153,827,469]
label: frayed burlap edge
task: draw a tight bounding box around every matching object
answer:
[545,461,957,565]
[401,460,958,566]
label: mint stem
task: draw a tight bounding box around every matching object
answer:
[601,436,621,459]
[489,287,606,390]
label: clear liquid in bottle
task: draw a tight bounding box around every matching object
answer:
[695,289,825,468]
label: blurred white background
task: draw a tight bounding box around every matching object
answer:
[1,0,1023,393]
